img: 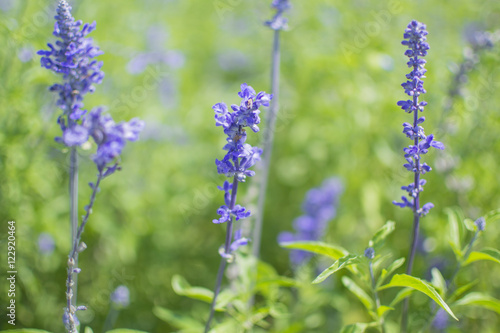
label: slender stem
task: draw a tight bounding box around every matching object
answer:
[369,261,386,333]
[401,58,422,333]
[65,170,103,333]
[69,147,78,308]
[103,307,120,332]
[205,163,241,332]
[252,29,281,259]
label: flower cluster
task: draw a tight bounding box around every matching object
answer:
[81,108,144,174]
[265,0,291,31]
[393,21,444,216]
[37,0,104,146]
[213,83,272,258]
[279,177,343,266]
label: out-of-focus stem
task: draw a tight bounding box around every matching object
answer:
[205,161,241,333]
[69,147,78,308]
[369,261,386,333]
[252,29,281,259]
[65,170,103,333]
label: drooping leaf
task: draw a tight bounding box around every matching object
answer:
[463,218,476,232]
[153,306,203,330]
[369,221,395,250]
[171,274,214,303]
[379,274,458,320]
[464,248,500,266]
[453,292,500,315]
[313,254,361,284]
[377,257,405,288]
[342,276,375,313]
[280,241,349,260]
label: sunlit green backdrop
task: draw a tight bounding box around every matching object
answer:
[1,0,500,331]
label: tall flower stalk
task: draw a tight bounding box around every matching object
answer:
[38,0,104,309]
[38,2,144,331]
[205,84,272,332]
[392,20,444,332]
[252,0,291,259]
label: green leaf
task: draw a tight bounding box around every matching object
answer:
[171,275,213,303]
[446,208,463,260]
[369,221,395,250]
[430,267,447,296]
[0,331,54,333]
[313,254,361,284]
[340,323,369,333]
[280,241,349,260]
[377,257,405,288]
[106,328,148,333]
[379,274,458,320]
[342,276,375,313]
[485,208,500,224]
[454,292,500,315]
[153,306,203,330]
[463,218,476,232]
[389,288,414,308]
[85,328,94,333]
[377,305,394,318]
[464,248,500,266]
[448,281,477,303]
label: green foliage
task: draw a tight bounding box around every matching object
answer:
[379,274,458,320]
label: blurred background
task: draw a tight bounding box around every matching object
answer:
[1,0,500,331]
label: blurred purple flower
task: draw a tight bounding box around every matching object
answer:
[110,285,130,308]
[266,0,291,30]
[18,46,34,63]
[38,233,55,255]
[279,177,343,266]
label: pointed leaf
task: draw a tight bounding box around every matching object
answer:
[446,208,463,260]
[389,288,414,308]
[313,254,361,284]
[85,328,94,333]
[454,292,500,315]
[369,221,395,250]
[377,305,394,318]
[342,276,375,313]
[106,328,148,333]
[280,241,349,260]
[379,274,458,320]
[171,275,213,303]
[377,257,405,288]
[448,281,477,303]
[464,248,500,266]
[153,306,203,330]
[340,323,369,333]
[430,268,447,296]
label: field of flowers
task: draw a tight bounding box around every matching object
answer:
[1,0,500,332]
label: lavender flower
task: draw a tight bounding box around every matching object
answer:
[37,0,104,146]
[393,21,444,217]
[110,285,130,308]
[279,177,343,266]
[265,0,291,30]
[213,83,272,258]
[205,84,271,332]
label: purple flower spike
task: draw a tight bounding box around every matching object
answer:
[38,0,104,143]
[279,177,343,266]
[212,83,271,260]
[394,21,444,216]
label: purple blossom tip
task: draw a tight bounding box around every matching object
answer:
[364,247,375,260]
[265,0,291,31]
[474,217,486,231]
